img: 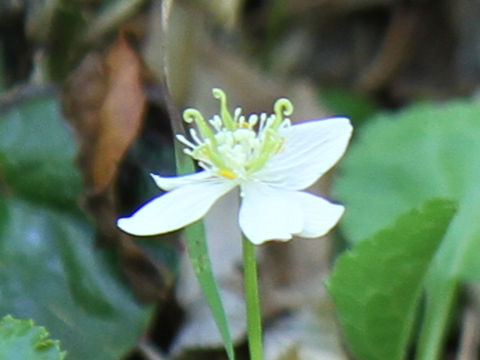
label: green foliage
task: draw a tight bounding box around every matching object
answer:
[327,199,457,360]
[46,2,86,81]
[333,100,480,243]
[0,315,66,360]
[0,95,152,360]
[333,100,480,359]
[321,87,377,126]
[0,95,82,210]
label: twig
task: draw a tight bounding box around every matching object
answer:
[456,296,480,360]
[0,83,57,113]
[138,340,168,360]
[82,0,146,44]
[354,4,421,93]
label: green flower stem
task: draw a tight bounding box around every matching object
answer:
[242,236,264,360]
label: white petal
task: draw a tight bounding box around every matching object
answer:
[117,180,236,236]
[257,117,353,190]
[151,171,213,191]
[239,182,303,245]
[239,183,345,244]
[292,192,345,238]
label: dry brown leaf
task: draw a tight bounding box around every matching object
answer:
[92,34,146,191]
[63,35,174,302]
[63,34,145,242]
[65,34,146,193]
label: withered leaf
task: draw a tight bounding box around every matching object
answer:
[65,34,145,193]
[93,34,146,191]
[64,35,173,302]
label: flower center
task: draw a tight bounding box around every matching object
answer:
[177,88,293,181]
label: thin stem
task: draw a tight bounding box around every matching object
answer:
[137,340,167,360]
[242,236,264,360]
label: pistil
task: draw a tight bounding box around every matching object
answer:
[180,89,293,182]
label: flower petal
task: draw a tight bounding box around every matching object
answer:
[239,182,345,244]
[239,182,304,245]
[151,171,213,191]
[257,117,352,190]
[117,179,236,236]
[292,192,345,238]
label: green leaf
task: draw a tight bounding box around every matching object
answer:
[46,2,86,81]
[333,100,480,359]
[0,198,152,360]
[175,142,236,360]
[0,93,153,359]
[0,315,66,360]
[320,87,377,126]
[333,100,480,243]
[327,199,457,360]
[0,94,82,210]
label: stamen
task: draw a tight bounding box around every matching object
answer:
[264,116,275,132]
[180,89,295,182]
[209,115,223,131]
[238,115,246,128]
[198,162,210,171]
[218,169,237,179]
[176,134,195,149]
[189,128,203,146]
[280,118,291,129]
[259,113,268,132]
[248,114,258,127]
[233,107,242,123]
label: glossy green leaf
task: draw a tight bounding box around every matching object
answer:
[0,95,82,210]
[0,94,152,359]
[333,100,480,359]
[0,315,66,360]
[0,198,152,360]
[327,199,457,360]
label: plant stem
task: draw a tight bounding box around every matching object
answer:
[242,236,264,360]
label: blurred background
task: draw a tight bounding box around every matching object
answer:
[0,0,478,359]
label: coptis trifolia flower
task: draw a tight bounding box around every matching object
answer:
[117,89,353,245]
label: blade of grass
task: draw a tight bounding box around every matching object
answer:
[175,141,236,360]
[0,44,5,93]
[417,185,480,360]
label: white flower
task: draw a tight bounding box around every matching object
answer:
[117,89,353,245]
